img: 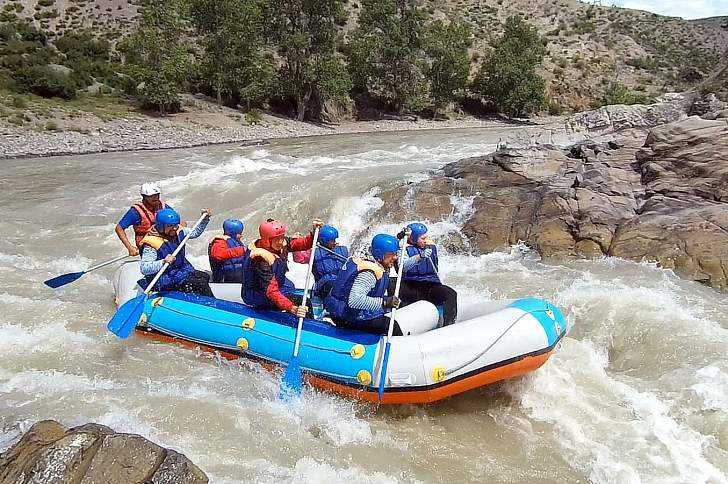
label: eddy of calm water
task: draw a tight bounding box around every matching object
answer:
[0,127,726,483]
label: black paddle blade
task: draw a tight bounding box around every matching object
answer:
[44,271,84,289]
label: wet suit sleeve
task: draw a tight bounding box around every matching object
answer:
[289,232,314,252]
[253,258,294,311]
[140,245,163,275]
[210,239,245,261]
[118,207,141,229]
[347,271,383,311]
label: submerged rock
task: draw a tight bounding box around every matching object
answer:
[0,420,207,484]
[378,116,728,290]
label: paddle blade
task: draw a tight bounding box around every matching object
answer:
[44,271,84,289]
[377,342,392,401]
[107,294,146,339]
[279,357,303,401]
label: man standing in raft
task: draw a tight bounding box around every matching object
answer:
[208,219,246,283]
[139,208,214,297]
[324,234,403,335]
[241,218,323,318]
[115,183,170,257]
[312,224,348,299]
[398,223,457,325]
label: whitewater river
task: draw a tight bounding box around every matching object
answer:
[1,127,727,483]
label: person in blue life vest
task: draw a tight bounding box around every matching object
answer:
[241,218,323,318]
[311,224,349,299]
[396,222,457,325]
[115,182,173,256]
[324,234,403,335]
[139,207,214,297]
[208,219,246,283]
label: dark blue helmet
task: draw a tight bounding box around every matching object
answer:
[155,208,180,231]
[371,234,399,261]
[407,223,427,244]
[223,219,244,237]
[319,225,339,244]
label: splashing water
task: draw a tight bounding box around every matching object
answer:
[1,127,726,483]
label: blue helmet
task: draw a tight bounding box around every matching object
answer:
[319,225,339,244]
[155,208,180,231]
[223,219,244,237]
[407,222,427,244]
[371,234,399,261]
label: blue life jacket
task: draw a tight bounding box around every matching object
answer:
[403,244,439,283]
[324,257,388,323]
[141,231,194,291]
[312,245,348,296]
[208,236,246,283]
[241,240,295,309]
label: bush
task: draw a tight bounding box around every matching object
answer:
[602,82,650,106]
[471,16,548,117]
[11,94,28,108]
[244,108,262,125]
[38,0,55,6]
[45,120,59,130]
[15,65,81,99]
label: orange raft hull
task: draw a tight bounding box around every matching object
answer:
[135,327,557,404]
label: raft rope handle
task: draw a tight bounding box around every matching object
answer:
[442,307,550,377]
[151,302,354,356]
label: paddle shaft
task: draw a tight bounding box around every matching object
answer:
[86,254,131,272]
[377,229,409,399]
[291,226,320,358]
[316,243,348,261]
[425,254,441,283]
[143,214,207,295]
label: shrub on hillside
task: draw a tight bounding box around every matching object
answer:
[471,15,548,117]
[15,65,81,99]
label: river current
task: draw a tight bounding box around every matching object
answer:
[1,127,726,483]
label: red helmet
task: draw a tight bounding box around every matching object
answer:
[259,219,286,240]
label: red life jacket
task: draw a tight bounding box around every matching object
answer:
[132,202,165,249]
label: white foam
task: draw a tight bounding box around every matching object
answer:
[0,370,119,397]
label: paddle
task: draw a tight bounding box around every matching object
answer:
[44,254,130,289]
[107,213,208,339]
[316,243,348,261]
[377,229,409,402]
[280,225,321,400]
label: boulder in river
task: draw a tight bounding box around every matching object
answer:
[0,420,207,484]
[378,116,728,290]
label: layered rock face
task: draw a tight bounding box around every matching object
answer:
[0,420,207,484]
[379,116,728,289]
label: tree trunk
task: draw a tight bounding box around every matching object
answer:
[296,96,306,121]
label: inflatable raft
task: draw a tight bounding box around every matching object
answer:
[114,261,567,404]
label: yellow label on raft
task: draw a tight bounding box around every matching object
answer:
[350,344,365,359]
[242,318,255,330]
[431,366,446,382]
[357,370,372,385]
[152,297,164,307]
[236,338,249,351]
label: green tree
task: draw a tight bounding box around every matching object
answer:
[119,0,193,114]
[471,15,548,117]
[348,0,429,113]
[269,0,351,121]
[424,20,471,112]
[190,0,274,108]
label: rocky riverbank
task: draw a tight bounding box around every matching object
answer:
[0,420,207,483]
[376,93,728,290]
[0,93,549,159]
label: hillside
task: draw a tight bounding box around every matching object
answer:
[4,0,728,111]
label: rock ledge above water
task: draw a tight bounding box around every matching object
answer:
[0,420,207,484]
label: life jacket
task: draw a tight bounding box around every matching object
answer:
[324,257,388,323]
[132,202,166,249]
[208,236,246,283]
[312,245,348,295]
[140,229,194,291]
[403,243,439,283]
[241,240,294,309]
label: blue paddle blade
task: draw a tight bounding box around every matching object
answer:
[377,341,392,401]
[279,357,303,401]
[44,271,84,289]
[107,294,146,339]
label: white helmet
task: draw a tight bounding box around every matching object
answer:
[140,182,161,196]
